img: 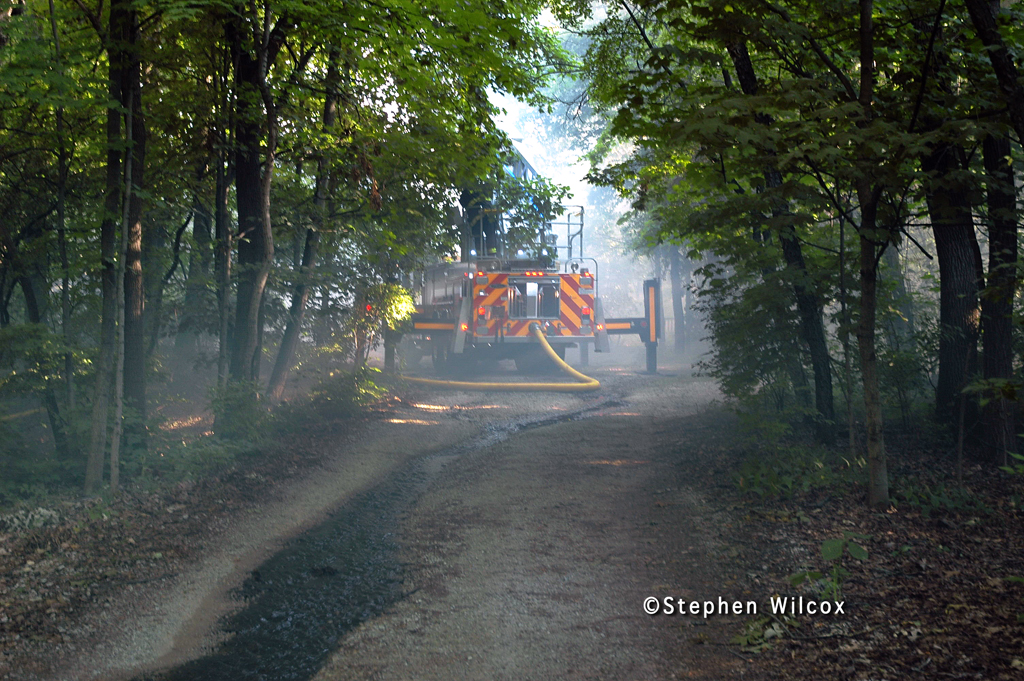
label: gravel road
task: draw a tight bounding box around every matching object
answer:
[46,348,761,681]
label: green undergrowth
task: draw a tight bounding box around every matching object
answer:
[892,479,992,518]
[142,368,387,486]
[126,435,252,490]
[732,615,798,652]
[733,444,866,500]
[273,366,388,434]
[2,368,388,510]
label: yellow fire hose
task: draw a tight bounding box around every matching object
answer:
[399,323,600,392]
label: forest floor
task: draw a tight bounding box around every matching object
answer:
[683,418,1024,681]
[1,347,1023,680]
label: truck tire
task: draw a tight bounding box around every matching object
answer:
[431,342,450,374]
[398,336,425,367]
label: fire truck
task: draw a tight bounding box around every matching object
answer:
[407,149,613,374]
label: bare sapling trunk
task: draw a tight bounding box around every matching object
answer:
[86,7,125,493]
[669,246,686,354]
[19,277,71,459]
[176,186,213,358]
[856,0,889,509]
[838,215,857,459]
[215,149,231,385]
[48,0,73,412]
[108,88,134,493]
[150,211,196,358]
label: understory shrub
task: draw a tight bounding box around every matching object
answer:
[893,480,992,517]
[274,366,387,433]
[734,445,865,500]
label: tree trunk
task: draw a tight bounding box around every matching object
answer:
[922,143,982,423]
[788,350,813,411]
[109,80,136,493]
[0,268,10,327]
[123,51,147,446]
[85,7,125,493]
[857,201,889,509]
[229,128,273,381]
[267,57,338,402]
[838,214,857,459]
[669,246,686,354]
[910,12,983,427]
[20,277,71,460]
[726,41,835,439]
[176,191,213,356]
[215,150,232,385]
[778,221,835,439]
[150,212,194,358]
[227,30,276,382]
[857,0,889,509]
[48,0,73,412]
[882,245,913,343]
[980,132,1017,465]
[142,211,166,357]
[267,228,319,400]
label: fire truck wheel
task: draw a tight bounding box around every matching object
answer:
[398,337,424,367]
[431,343,450,374]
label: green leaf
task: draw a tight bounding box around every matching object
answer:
[821,539,844,562]
[789,569,823,587]
[847,543,868,561]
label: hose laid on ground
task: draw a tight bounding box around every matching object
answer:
[399,323,600,392]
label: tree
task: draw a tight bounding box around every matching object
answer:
[963,0,1022,464]
[0,0,568,496]
[266,54,339,402]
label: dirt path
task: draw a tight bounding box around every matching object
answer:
[31,350,761,681]
[314,371,748,681]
